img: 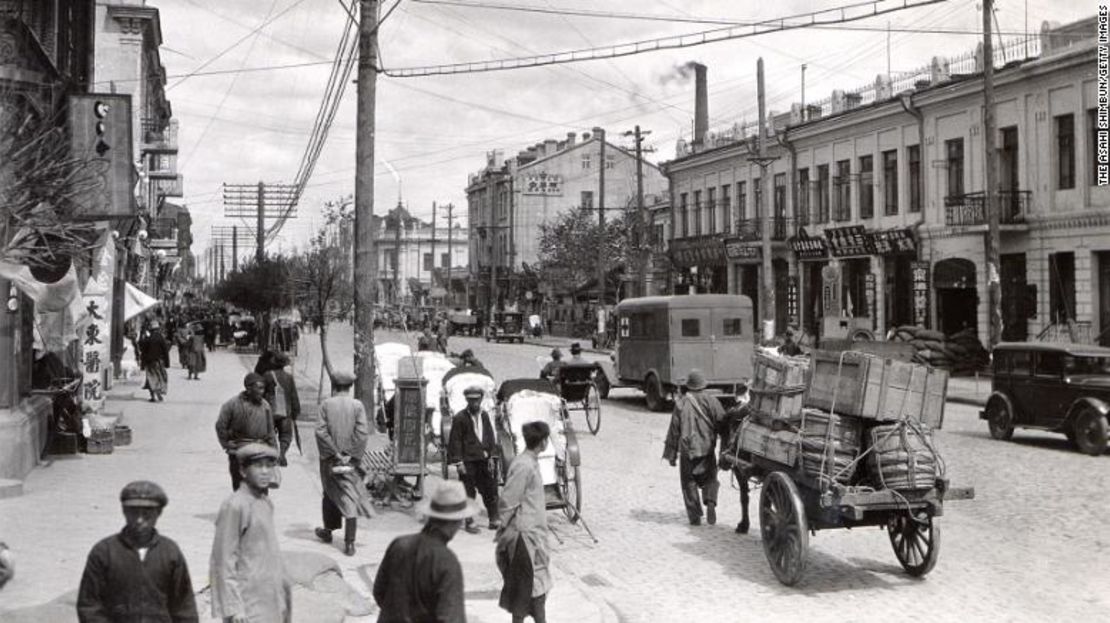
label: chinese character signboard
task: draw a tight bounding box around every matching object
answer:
[821,264,842,316]
[865,273,876,330]
[871,228,917,255]
[724,241,761,261]
[789,233,829,260]
[912,261,931,328]
[824,225,874,257]
[787,276,799,327]
[522,172,563,196]
[69,94,134,219]
[392,357,427,476]
[80,237,116,413]
[670,236,726,267]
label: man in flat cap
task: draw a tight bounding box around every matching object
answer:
[447,385,500,533]
[663,368,728,526]
[314,371,373,556]
[77,481,198,622]
[215,372,278,490]
[210,443,290,623]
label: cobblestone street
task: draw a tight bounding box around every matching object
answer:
[307,325,1109,622]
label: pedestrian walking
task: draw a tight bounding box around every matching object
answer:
[314,371,373,557]
[138,322,170,402]
[210,443,291,623]
[215,373,278,490]
[539,349,564,382]
[496,421,553,623]
[447,386,500,533]
[663,369,728,526]
[256,352,300,466]
[373,481,476,623]
[174,321,190,368]
[436,318,450,353]
[77,481,198,622]
[185,325,207,380]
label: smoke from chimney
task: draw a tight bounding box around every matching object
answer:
[693,63,708,150]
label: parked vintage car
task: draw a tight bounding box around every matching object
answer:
[486,311,526,344]
[981,342,1110,455]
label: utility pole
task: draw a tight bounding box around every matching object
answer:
[256,181,265,262]
[624,126,653,297]
[354,0,380,410]
[394,204,402,304]
[222,182,296,263]
[597,127,606,307]
[232,226,238,271]
[430,201,436,305]
[750,58,779,340]
[445,203,455,306]
[983,0,1002,346]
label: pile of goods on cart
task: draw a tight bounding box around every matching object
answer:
[887,325,989,373]
[731,347,949,494]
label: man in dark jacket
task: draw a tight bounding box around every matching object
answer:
[663,369,728,526]
[374,482,476,623]
[447,386,500,533]
[215,373,278,490]
[138,324,171,402]
[256,352,300,465]
[77,481,197,622]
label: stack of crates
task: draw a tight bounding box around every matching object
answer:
[737,350,811,467]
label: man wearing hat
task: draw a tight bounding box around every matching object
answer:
[256,351,301,466]
[314,370,373,556]
[77,481,198,621]
[663,368,728,526]
[568,342,587,363]
[215,373,278,490]
[539,348,565,382]
[210,443,290,623]
[447,385,501,533]
[779,327,804,357]
[138,322,171,402]
[373,481,476,622]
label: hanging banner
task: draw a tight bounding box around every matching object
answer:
[865,273,877,330]
[912,261,931,328]
[788,233,829,260]
[80,235,116,413]
[825,225,875,257]
[787,276,799,327]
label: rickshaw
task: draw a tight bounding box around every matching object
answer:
[555,362,602,435]
[487,311,526,343]
[437,366,498,478]
[496,378,597,543]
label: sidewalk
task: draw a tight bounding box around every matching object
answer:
[0,339,613,622]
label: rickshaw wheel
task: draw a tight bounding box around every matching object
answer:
[759,471,809,586]
[585,384,601,435]
[559,464,582,523]
[888,511,940,577]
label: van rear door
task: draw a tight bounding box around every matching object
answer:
[670,308,711,387]
[712,305,754,382]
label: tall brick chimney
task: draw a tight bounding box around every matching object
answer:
[693,62,708,151]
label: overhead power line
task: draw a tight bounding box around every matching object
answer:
[383,0,947,77]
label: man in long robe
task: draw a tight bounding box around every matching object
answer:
[314,371,372,557]
[139,324,170,402]
[496,421,553,623]
[77,481,197,622]
[663,368,728,526]
[210,443,290,623]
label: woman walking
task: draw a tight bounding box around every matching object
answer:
[495,421,552,623]
[139,322,170,402]
[185,324,207,380]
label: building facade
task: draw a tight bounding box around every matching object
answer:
[373,204,469,306]
[664,17,1104,347]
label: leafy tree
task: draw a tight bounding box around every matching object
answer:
[536,203,650,297]
[213,255,295,349]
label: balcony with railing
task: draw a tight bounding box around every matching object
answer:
[141,118,178,153]
[733,217,794,242]
[943,190,1030,227]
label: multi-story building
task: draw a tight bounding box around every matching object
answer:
[466,130,667,314]
[664,17,1104,347]
[373,204,469,306]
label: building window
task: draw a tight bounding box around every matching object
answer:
[581,153,591,169]
[817,164,830,223]
[581,191,594,210]
[753,178,762,219]
[773,173,786,220]
[653,223,665,250]
[797,168,810,224]
[605,154,615,169]
[680,192,688,237]
[720,184,731,233]
[1056,113,1075,190]
[441,252,450,268]
[834,160,851,221]
[423,253,433,271]
[859,155,874,219]
[706,187,716,234]
[1049,252,1076,323]
[881,150,898,216]
[737,182,747,221]
[945,138,964,198]
[387,249,398,272]
[693,190,702,236]
[1090,108,1100,186]
[908,145,921,212]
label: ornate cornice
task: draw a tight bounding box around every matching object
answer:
[106,6,162,46]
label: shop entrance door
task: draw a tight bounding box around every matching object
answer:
[1001,253,1028,341]
[934,258,978,336]
[1098,252,1110,346]
[740,265,760,329]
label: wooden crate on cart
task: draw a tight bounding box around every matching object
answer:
[805,350,949,428]
[737,419,800,467]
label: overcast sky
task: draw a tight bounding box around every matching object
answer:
[157,0,1093,262]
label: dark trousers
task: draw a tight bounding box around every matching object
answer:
[679,453,719,522]
[322,496,358,542]
[228,455,242,491]
[511,595,547,623]
[461,459,499,521]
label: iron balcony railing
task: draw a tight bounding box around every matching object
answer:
[944,190,1030,226]
[141,118,177,152]
[733,217,794,242]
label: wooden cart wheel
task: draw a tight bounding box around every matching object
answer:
[759,471,809,586]
[585,383,601,435]
[560,464,582,524]
[888,511,940,577]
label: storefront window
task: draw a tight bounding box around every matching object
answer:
[1056,113,1075,190]
[680,193,688,237]
[834,160,851,221]
[706,187,716,234]
[721,184,731,233]
[817,165,830,223]
[882,150,898,215]
[945,138,964,199]
[859,155,874,219]
[773,173,786,221]
[693,190,702,236]
[908,145,922,212]
[737,182,747,221]
[797,168,810,224]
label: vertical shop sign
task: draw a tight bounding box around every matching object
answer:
[787,276,799,327]
[821,264,841,317]
[865,273,876,330]
[80,236,116,414]
[912,261,930,328]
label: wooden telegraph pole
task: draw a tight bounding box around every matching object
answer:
[596,128,606,307]
[445,203,455,306]
[751,58,780,340]
[354,0,379,410]
[983,0,1002,346]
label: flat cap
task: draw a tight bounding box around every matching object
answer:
[120,480,168,508]
[331,370,356,386]
[243,372,265,387]
[463,386,485,398]
[235,442,279,464]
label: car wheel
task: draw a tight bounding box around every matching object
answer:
[986,399,1014,441]
[644,374,665,412]
[595,372,611,399]
[1073,408,1109,456]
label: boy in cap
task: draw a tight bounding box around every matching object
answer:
[374,481,477,623]
[663,368,728,526]
[210,443,290,623]
[215,372,278,490]
[314,370,373,556]
[77,481,198,622]
[447,386,500,533]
